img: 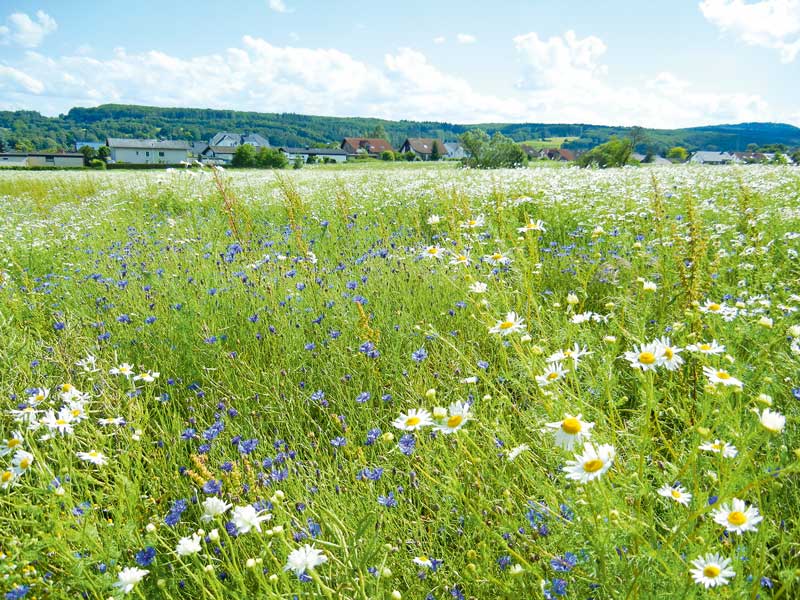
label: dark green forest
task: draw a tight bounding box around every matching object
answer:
[2,103,800,154]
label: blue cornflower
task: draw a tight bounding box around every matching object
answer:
[203,479,222,495]
[5,585,30,600]
[238,438,258,454]
[365,428,381,445]
[398,434,415,456]
[411,347,428,362]
[497,555,511,570]
[378,492,397,508]
[135,546,156,567]
[331,436,347,448]
[356,391,371,404]
[550,552,577,572]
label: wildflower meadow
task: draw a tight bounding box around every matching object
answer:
[1,164,799,599]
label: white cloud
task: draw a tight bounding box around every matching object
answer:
[0,32,788,127]
[699,0,800,62]
[267,0,291,13]
[433,35,446,44]
[456,33,476,44]
[0,10,57,48]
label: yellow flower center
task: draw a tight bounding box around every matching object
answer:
[727,511,747,526]
[418,556,429,562]
[89,451,99,457]
[56,419,68,426]
[561,418,582,435]
[699,343,711,351]
[427,248,437,254]
[708,303,721,311]
[447,415,463,428]
[469,220,476,226]
[712,443,723,451]
[8,439,20,448]
[71,409,81,417]
[1,471,12,482]
[638,352,656,365]
[664,347,674,359]
[583,459,604,473]
[716,371,730,380]
[19,458,31,469]
[670,489,682,499]
[34,394,44,401]
[499,321,514,329]
[492,253,502,260]
[703,565,721,578]
[406,416,421,427]
[547,372,559,380]
[61,384,72,392]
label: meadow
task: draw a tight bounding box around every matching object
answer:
[0,164,799,599]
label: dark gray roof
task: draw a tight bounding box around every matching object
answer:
[209,132,270,147]
[107,138,190,150]
[279,147,349,155]
[203,146,237,155]
[0,152,83,157]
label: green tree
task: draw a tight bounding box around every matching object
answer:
[791,149,800,165]
[97,146,111,162]
[577,137,633,168]
[292,156,303,169]
[666,146,688,163]
[255,147,288,168]
[459,129,527,168]
[370,124,389,140]
[231,144,257,167]
[430,141,441,161]
[380,150,394,161]
[78,145,97,166]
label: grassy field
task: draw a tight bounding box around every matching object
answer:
[518,137,579,149]
[1,164,799,599]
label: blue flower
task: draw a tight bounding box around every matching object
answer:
[356,391,371,404]
[331,436,347,448]
[5,585,30,600]
[238,438,258,454]
[412,347,428,362]
[378,492,397,508]
[398,434,415,456]
[550,552,577,572]
[203,479,222,495]
[365,428,381,445]
[135,546,156,567]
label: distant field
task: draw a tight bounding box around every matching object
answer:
[519,136,579,149]
[1,165,799,599]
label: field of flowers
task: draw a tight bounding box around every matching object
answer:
[1,164,799,599]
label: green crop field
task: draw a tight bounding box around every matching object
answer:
[1,164,799,599]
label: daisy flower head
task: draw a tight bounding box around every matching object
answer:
[392,408,432,431]
[563,442,615,484]
[11,450,34,473]
[546,344,592,367]
[702,366,743,389]
[77,449,108,466]
[690,552,735,589]
[284,544,328,576]
[489,311,525,336]
[655,337,684,371]
[484,251,511,266]
[449,251,471,266]
[422,246,445,259]
[433,401,472,434]
[27,387,49,406]
[699,300,726,315]
[110,363,135,377]
[1,468,16,489]
[535,362,568,387]
[75,354,99,373]
[460,215,485,229]
[712,498,763,535]
[657,483,692,506]
[133,370,159,383]
[517,218,546,234]
[758,408,785,434]
[10,406,39,427]
[41,408,74,436]
[201,497,232,522]
[686,340,725,355]
[426,214,441,225]
[545,414,594,450]
[232,504,272,534]
[699,439,738,458]
[0,431,24,456]
[623,342,665,371]
[114,566,149,594]
[413,556,433,568]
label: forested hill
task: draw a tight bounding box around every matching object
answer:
[2,103,800,154]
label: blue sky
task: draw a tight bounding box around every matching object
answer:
[0,0,798,127]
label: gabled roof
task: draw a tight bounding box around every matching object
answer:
[107,138,190,150]
[279,147,349,155]
[340,137,393,154]
[210,132,270,147]
[690,151,734,162]
[402,138,445,155]
[0,152,84,157]
[202,146,237,155]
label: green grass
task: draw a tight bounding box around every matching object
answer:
[518,137,579,149]
[0,165,799,599]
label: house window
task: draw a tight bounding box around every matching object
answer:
[46,156,54,163]
[146,151,150,157]
[159,151,165,157]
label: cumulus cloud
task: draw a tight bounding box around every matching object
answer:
[267,0,291,13]
[0,10,57,48]
[433,36,446,44]
[0,33,787,127]
[456,33,476,44]
[699,0,800,62]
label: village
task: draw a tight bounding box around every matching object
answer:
[0,131,794,168]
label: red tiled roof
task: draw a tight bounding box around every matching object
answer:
[340,138,393,154]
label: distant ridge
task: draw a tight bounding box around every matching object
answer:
[2,103,799,154]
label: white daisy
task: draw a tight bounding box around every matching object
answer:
[657,483,692,506]
[468,281,488,293]
[506,444,529,461]
[546,344,592,368]
[563,442,615,483]
[655,337,684,371]
[686,340,725,355]
[392,408,432,431]
[449,252,471,266]
[690,552,735,589]
[483,251,511,266]
[623,342,665,371]
[758,408,785,434]
[699,439,738,458]
[11,450,34,474]
[544,414,594,450]
[433,401,472,434]
[711,498,763,535]
[109,363,135,377]
[702,366,743,389]
[77,449,108,466]
[517,218,546,233]
[460,215,485,229]
[422,246,445,259]
[489,311,525,336]
[0,431,24,456]
[535,362,568,387]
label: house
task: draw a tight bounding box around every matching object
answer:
[189,141,210,158]
[106,138,190,164]
[200,146,237,165]
[539,148,576,162]
[278,147,350,163]
[209,132,270,148]
[0,152,84,168]
[631,153,673,165]
[689,151,734,165]
[340,137,393,157]
[398,138,447,160]
[444,142,468,160]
